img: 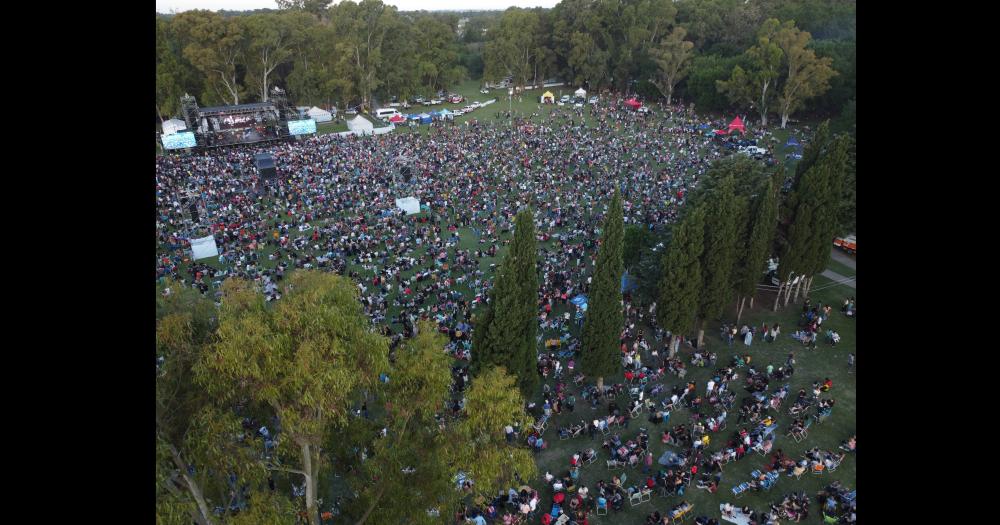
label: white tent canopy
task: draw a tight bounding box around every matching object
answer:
[574,87,587,98]
[307,106,333,122]
[395,197,421,215]
[347,116,374,134]
[162,119,187,135]
[190,235,219,260]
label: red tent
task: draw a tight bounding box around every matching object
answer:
[389,114,405,124]
[625,98,641,109]
[713,129,729,135]
[728,116,745,133]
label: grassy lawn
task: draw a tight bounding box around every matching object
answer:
[825,257,855,279]
[317,120,351,135]
[523,284,856,523]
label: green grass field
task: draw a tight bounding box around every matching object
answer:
[513,277,855,523]
[825,257,855,279]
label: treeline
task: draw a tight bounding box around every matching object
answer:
[481,0,854,128]
[156,272,537,525]
[156,0,493,121]
[157,1,854,130]
[644,120,852,353]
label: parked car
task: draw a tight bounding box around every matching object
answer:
[637,106,650,114]
[589,96,599,104]
[833,235,856,255]
[744,146,768,155]
[413,96,425,104]
[560,95,571,103]
[574,102,583,108]
[480,88,490,94]
[430,99,443,105]
[449,95,464,103]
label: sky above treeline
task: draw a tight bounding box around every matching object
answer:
[155,0,561,13]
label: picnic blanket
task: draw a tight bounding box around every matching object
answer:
[658,450,683,467]
[720,504,752,525]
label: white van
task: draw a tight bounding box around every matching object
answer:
[376,108,401,120]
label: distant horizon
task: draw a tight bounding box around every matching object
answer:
[155,1,560,14]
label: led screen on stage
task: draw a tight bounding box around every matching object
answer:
[288,119,317,135]
[163,132,197,149]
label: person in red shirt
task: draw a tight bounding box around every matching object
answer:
[625,370,634,382]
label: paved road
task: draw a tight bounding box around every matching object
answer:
[830,246,856,270]
[820,269,856,289]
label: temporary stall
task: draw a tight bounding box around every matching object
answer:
[388,114,406,124]
[419,113,433,124]
[347,115,374,134]
[624,98,642,110]
[438,108,455,120]
[574,87,586,99]
[540,91,555,104]
[189,235,219,260]
[307,106,333,123]
[728,116,745,134]
[395,197,421,215]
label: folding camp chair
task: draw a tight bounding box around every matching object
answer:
[596,502,608,515]
[801,417,813,438]
[630,405,642,418]
[584,454,596,466]
[640,488,652,502]
[732,482,750,499]
[812,464,825,475]
[629,492,643,507]
[829,459,841,472]
[607,460,622,470]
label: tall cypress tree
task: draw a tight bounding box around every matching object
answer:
[471,209,538,398]
[799,134,851,300]
[775,121,831,309]
[510,209,539,397]
[733,171,780,322]
[657,205,705,357]
[581,191,624,397]
[695,175,739,347]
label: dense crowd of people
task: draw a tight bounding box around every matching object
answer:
[157,98,788,347]
[156,96,854,524]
